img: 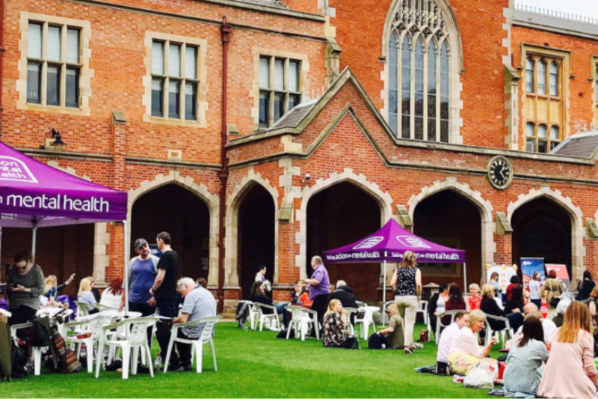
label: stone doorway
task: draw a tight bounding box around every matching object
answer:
[413,190,481,288]
[237,184,275,299]
[131,184,210,281]
[306,182,381,302]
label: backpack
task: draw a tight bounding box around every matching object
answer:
[368,332,390,349]
[11,342,28,379]
[49,326,82,374]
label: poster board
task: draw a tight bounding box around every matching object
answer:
[486,264,518,293]
[521,258,545,287]
[546,264,571,291]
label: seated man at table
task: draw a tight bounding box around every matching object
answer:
[170,277,217,371]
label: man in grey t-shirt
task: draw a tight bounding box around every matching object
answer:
[171,277,217,370]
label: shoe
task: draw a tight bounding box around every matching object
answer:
[169,362,184,372]
[268,326,280,332]
[404,346,413,355]
[238,323,248,330]
[412,343,424,349]
[182,364,193,371]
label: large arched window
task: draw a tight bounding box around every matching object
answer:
[387,0,453,142]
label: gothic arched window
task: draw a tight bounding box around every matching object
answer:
[387,0,452,142]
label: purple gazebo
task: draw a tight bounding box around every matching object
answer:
[323,219,466,297]
[0,141,130,310]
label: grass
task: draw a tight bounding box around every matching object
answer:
[0,322,496,398]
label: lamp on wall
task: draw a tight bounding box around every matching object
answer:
[51,128,66,150]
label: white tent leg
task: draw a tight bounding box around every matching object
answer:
[32,226,38,258]
[123,220,129,317]
[463,263,467,291]
[383,257,387,305]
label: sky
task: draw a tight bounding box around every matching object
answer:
[517,0,598,19]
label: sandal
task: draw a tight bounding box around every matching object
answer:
[404,346,413,355]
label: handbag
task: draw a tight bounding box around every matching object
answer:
[418,329,429,343]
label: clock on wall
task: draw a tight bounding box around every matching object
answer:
[487,155,513,190]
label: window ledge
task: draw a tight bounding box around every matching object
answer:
[145,116,206,128]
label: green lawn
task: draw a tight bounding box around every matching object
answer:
[0,322,495,398]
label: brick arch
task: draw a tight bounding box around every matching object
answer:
[407,177,496,281]
[296,168,393,280]
[507,187,585,281]
[127,171,220,286]
[225,169,279,288]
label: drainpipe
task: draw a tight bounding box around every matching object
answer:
[217,17,232,313]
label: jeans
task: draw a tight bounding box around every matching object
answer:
[276,303,290,328]
[155,298,178,366]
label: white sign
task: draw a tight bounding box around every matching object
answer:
[353,236,384,250]
[396,235,431,249]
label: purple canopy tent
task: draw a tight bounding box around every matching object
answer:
[322,219,466,298]
[0,141,131,311]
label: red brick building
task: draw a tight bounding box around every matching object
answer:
[2,0,598,307]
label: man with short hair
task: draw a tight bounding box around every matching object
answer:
[170,277,217,371]
[150,232,180,369]
[120,238,159,315]
[255,265,267,283]
[437,311,469,364]
[305,256,330,324]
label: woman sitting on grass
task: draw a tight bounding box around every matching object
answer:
[323,299,358,349]
[538,301,598,398]
[503,315,549,396]
[448,309,498,375]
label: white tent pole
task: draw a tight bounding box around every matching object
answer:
[123,220,129,317]
[463,262,467,291]
[383,252,387,306]
[31,225,38,258]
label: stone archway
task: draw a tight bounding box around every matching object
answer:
[408,177,495,283]
[296,168,393,295]
[507,187,584,282]
[225,169,279,290]
[128,171,219,286]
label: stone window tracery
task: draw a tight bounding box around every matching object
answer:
[387,0,451,142]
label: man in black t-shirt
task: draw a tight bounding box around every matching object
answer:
[149,231,182,370]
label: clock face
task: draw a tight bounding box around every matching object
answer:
[487,156,513,190]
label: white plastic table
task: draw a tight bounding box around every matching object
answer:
[356,306,380,340]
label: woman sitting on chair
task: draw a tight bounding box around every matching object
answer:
[323,299,358,349]
[250,281,290,330]
[78,277,99,314]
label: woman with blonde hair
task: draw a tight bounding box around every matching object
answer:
[322,299,358,349]
[448,309,498,375]
[390,251,421,354]
[467,283,481,310]
[538,301,597,398]
[78,277,97,306]
[43,273,75,301]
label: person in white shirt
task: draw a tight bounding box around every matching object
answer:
[255,265,267,283]
[100,278,123,309]
[437,311,469,363]
[506,303,558,348]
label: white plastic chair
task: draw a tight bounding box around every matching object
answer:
[484,314,514,348]
[95,316,157,379]
[355,306,379,340]
[344,307,358,335]
[254,303,280,331]
[163,316,221,373]
[434,310,461,343]
[286,306,319,341]
[65,314,108,373]
[417,300,429,327]
[238,300,258,330]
